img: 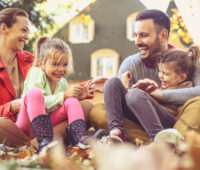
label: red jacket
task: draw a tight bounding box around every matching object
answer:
[0,50,35,122]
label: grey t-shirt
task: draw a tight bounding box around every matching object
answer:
[118,53,200,105]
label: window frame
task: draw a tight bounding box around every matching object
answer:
[68,16,95,44]
[90,48,119,78]
[126,12,139,41]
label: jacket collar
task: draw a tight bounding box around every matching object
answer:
[0,58,16,98]
[17,51,30,79]
[0,50,34,99]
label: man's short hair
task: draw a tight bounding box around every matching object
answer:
[136,9,170,37]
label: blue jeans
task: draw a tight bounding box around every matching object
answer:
[104,77,176,139]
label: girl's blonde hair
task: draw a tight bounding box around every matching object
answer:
[35,36,74,74]
[160,45,200,81]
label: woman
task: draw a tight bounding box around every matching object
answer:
[0,8,95,147]
[0,7,35,146]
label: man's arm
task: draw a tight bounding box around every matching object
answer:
[162,86,200,104]
[117,54,140,83]
[118,57,132,80]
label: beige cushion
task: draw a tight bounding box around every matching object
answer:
[174,96,200,136]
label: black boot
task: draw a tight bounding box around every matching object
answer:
[93,129,109,139]
[66,119,89,146]
[32,114,53,153]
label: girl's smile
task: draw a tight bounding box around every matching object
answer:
[41,52,69,84]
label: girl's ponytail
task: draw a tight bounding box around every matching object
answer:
[36,36,49,59]
[187,45,200,78]
[188,46,200,64]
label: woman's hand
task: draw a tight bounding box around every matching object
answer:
[131,78,158,93]
[121,71,132,89]
[64,84,83,99]
[92,77,108,84]
[90,77,108,92]
[10,98,22,115]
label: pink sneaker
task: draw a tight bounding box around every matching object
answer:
[100,134,123,144]
[110,129,125,142]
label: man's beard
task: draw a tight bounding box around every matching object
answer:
[148,38,162,61]
[141,37,162,68]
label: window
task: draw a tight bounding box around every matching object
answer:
[126,12,139,41]
[90,48,119,78]
[68,16,95,44]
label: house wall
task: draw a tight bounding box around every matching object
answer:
[54,0,145,80]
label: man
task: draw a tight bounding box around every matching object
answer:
[89,9,200,143]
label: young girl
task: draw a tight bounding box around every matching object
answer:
[16,37,95,152]
[104,45,199,142]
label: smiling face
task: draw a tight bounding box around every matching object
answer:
[42,51,69,84]
[134,19,162,60]
[4,16,29,52]
[158,62,187,89]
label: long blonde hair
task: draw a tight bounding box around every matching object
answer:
[35,36,74,75]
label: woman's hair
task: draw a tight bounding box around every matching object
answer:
[35,36,74,74]
[160,46,200,81]
[0,8,28,28]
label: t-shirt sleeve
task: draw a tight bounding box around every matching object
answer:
[118,58,132,79]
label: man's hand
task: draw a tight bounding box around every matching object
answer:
[121,71,132,89]
[131,78,158,93]
[10,98,22,115]
[149,89,163,100]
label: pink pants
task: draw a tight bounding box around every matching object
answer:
[16,88,85,136]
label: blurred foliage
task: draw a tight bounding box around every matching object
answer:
[170,8,193,47]
[75,13,92,29]
[0,0,96,52]
[0,0,55,52]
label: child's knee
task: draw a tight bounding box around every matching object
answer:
[26,88,43,99]
[64,97,80,105]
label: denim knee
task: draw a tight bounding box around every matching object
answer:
[104,77,122,91]
[126,88,146,106]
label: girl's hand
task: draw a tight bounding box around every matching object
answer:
[131,78,158,93]
[64,84,83,99]
[78,87,96,100]
[121,71,132,89]
[10,98,22,115]
[79,80,96,100]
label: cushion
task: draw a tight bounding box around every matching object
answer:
[174,96,200,136]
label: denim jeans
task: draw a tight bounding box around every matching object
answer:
[104,77,176,139]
